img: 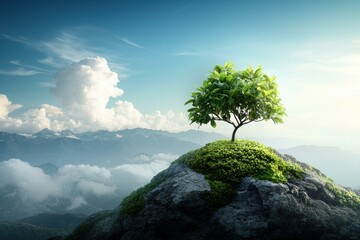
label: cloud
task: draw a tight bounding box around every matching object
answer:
[0,154,178,214]
[0,94,22,119]
[0,56,193,133]
[38,82,56,88]
[56,164,115,197]
[10,60,52,73]
[112,153,178,186]
[0,95,23,131]
[51,56,123,127]
[0,34,32,46]
[2,32,98,65]
[173,50,201,56]
[0,59,52,77]
[0,159,60,201]
[40,32,98,62]
[20,104,66,132]
[38,57,63,68]
[0,68,42,76]
[121,38,144,49]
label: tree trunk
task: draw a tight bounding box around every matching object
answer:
[231,125,240,142]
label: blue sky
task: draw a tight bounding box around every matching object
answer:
[1,0,360,151]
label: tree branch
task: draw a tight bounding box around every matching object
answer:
[213,115,236,128]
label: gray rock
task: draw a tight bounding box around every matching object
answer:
[64,159,360,240]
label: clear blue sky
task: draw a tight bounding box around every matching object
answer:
[1,0,360,151]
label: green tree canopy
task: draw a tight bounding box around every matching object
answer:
[185,62,286,141]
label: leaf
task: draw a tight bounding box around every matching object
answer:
[211,88,220,94]
[210,119,216,128]
[184,99,193,105]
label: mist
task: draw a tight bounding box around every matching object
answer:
[0,153,178,220]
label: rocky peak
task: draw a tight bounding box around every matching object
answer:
[64,140,360,240]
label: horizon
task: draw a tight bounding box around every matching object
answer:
[1,0,360,153]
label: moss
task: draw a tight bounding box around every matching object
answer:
[323,177,360,211]
[173,150,198,164]
[119,172,165,215]
[206,180,236,208]
[184,140,304,207]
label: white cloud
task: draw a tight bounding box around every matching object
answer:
[2,32,98,66]
[144,111,191,132]
[0,94,22,119]
[38,82,56,88]
[38,57,63,68]
[173,50,201,56]
[51,56,124,129]
[20,104,66,132]
[112,153,178,185]
[67,196,87,210]
[41,32,98,62]
[0,153,177,212]
[0,56,192,133]
[0,95,23,131]
[0,159,60,201]
[10,60,52,73]
[0,68,42,76]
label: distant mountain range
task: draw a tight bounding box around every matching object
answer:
[19,213,86,231]
[0,213,86,240]
[0,128,226,222]
[0,128,225,166]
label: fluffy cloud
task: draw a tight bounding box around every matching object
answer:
[112,153,178,190]
[0,57,193,133]
[52,57,123,120]
[0,94,23,131]
[0,153,178,215]
[0,94,22,119]
[0,159,60,201]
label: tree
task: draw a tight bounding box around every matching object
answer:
[185,62,286,142]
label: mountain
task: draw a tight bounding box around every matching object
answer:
[0,221,65,240]
[278,145,360,188]
[162,129,226,145]
[0,128,225,221]
[0,213,86,240]
[62,140,360,240]
[0,128,224,166]
[19,213,86,232]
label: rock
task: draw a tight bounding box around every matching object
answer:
[64,156,360,240]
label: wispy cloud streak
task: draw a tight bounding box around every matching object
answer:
[0,68,41,76]
[173,51,201,56]
[10,60,52,73]
[121,38,144,49]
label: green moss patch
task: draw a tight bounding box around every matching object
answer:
[206,180,236,208]
[183,140,304,207]
[324,177,360,210]
[299,163,360,211]
[120,173,165,215]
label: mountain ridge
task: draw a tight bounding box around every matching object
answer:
[0,128,225,166]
